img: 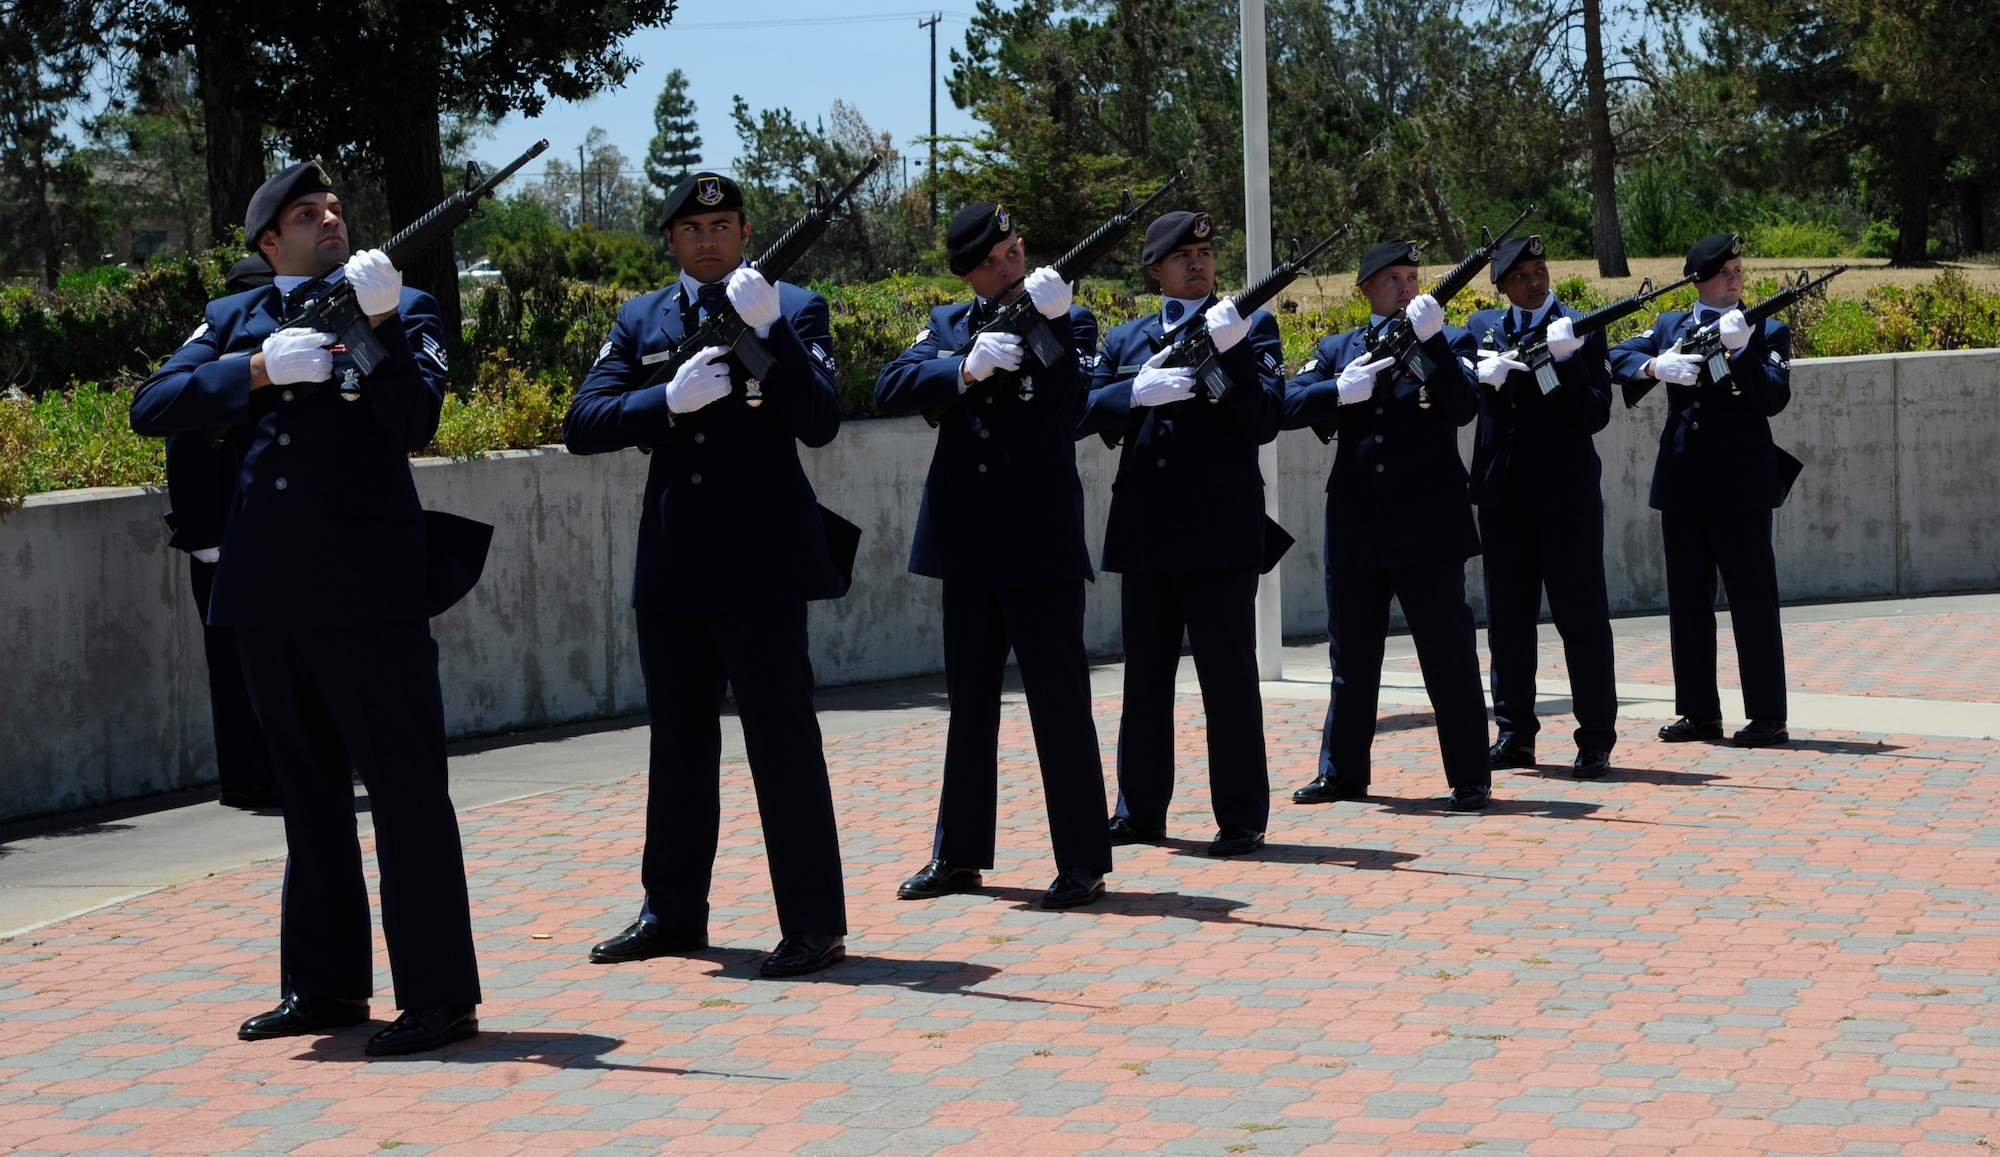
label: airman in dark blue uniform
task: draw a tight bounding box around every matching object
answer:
[874,201,1113,910]
[1464,235,1619,778]
[1280,241,1493,811]
[1610,233,1793,748]
[1074,210,1286,856]
[131,163,482,1056]
[564,172,851,979]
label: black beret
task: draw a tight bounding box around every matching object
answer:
[1357,239,1421,285]
[245,161,335,244]
[659,171,744,230]
[1488,234,1547,283]
[945,201,1015,275]
[224,254,273,294]
[1140,210,1215,265]
[1684,233,1743,280]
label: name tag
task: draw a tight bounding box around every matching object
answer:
[640,350,674,366]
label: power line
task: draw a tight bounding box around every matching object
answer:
[670,10,971,31]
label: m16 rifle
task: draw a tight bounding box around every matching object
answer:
[284,139,549,399]
[926,170,1186,426]
[1105,223,1348,448]
[1622,264,1847,408]
[1311,204,1534,442]
[1491,273,1694,397]
[638,154,882,410]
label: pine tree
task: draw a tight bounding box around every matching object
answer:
[645,68,702,198]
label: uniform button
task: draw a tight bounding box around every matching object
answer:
[1156,457,1167,467]
[277,433,290,445]
[1690,422,1699,431]
[983,394,995,404]
[1374,405,1384,415]
[693,432,706,443]
[281,389,294,402]
[978,429,990,439]
[1373,434,1383,444]
[1374,463,1385,473]
[691,473,703,484]
[977,463,988,473]
[274,477,288,490]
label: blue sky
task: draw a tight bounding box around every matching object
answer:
[478,2,987,187]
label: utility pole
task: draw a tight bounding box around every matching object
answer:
[1241,0,1281,680]
[577,143,588,228]
[919,13,941,226]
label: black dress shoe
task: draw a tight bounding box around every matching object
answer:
[1658,717,1724,742]
[760,932,846,978]
[1734,719,1790,747]
[588,921,709,964]
[1489,738,1537,769]
[1291,774,1368,804]
[1108,816,1167,845]
[219,788,281,810]
[238,994,370,1040]
[1572,747,1612,779]
[896,859,983,900]
[1446,786,1492,812]
[1041,867,1106,909]
[364,1005,478,1057]
[1207,828,1265,857]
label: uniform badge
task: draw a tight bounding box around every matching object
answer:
[312,161,332,186]
[594,340,613,365]
[908,327,931,349]
[1729,235,1742,255]
[1192,214,1212,240]
[421,334,448,370]
[1768,349,1786,367]
[809,343,835,369]
[1603,358,1613,374]
[696,175,724,206]
[1260,350,1279,371]
[1640,328,1654,339]
[1528,236,1544,256]
[995,205,1011,232]
[181,322,209,346]
[1300,358,1319,375]
[1406,243,1421,262]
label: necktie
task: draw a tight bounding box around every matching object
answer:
[698,284,724,322]
[1697,309,1717,326]
[1164,300,1183,325]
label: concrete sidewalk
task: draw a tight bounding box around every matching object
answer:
[2,594,1997,1154]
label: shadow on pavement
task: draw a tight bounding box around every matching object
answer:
[297,1029,780,1077]
[1161,839,1420,869]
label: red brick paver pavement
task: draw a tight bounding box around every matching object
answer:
[3,660,1998,1153]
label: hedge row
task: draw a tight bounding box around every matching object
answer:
[3,264,1998,512]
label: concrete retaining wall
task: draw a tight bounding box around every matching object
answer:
[3,348,1995,820]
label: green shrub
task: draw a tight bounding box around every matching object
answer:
[430,356,570,459]
[22,380,164,494]
[1752,220,1850,259]
[0,389,36,514]
[0,251,227,396]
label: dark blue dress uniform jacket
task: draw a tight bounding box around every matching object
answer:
[1075,300,1286,573]
[131,284,448,626]
[874,301,1098,586]
[1464,302,1613,510]
[1278,324,1482,567]
[563,281,845,608]
[1609,311,1793,513]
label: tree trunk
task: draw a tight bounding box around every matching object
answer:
[1891,104,1934,266]
[1962,181,1986,255]
[192,5,269,248]
[1417,166,1464,262]
[1582,0,1629,277]
[372,0,457,335]
[31,142,59,289]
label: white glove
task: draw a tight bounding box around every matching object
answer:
[1406,293,1444,341]
[1544,315,1583,362]
[961,331,1024,388]
[665,346,732,414]
[261,327,335,384]
[1203,298,1250,353]
[1130,348,1195,407]
[343,249,402,316]
[1477,350,1528,387]
[1336,355,1393,405]
[1023,266,1072,320]
[1717,307,1751,353]
[1651,342,1702,386]
[726,267,781,338]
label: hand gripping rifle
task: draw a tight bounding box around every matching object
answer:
[639,154,882,410]
[284,139,549,400]
[1621,264,1846,408]
[925,169,1186,426]
[1105,222,1348,448]
[1494,272,1694,398]
[1311,204,1533,442]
